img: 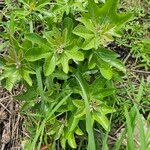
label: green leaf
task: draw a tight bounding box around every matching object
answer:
[46,94,71,120]
[77,17,94,32]
[63,17,74,39]
[68,116,79,132]
[92,111,109,130]
[95,54,113,80]
[82,37,98,50]
[88,54,96,69]
[22,70,33,86]
[75,126,83,136]
[44,54,56,76]
[10,36,21,52]
[13,86,37,101]
[26,33,50,48]
[36,67,46,108]
[124,106,135,150]
[0,68,21,91]
[136,107,147,150]
[89,0,132,25]
[67,133,77,149]
[5,73,20,91]
[53,70,68,80]
[65,50,84,61]
[73,25,94,39]
[61,137,67,149]
[98,104,116,115]
[93,88,115,99]
[25,47,50,61]
[100,67,113,80]
[74,0,132,49]
[72,100,84,108]
[61,55,69,73]
[97,48,126,72]
[31,120,46,150]
[114,129,127,150]
[90,76,106,93]
[75,108,86,118]
[10,14,15,34]
[54,124,64,140]
[0,41,9,52]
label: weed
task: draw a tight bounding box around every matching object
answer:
[0,0,149,150]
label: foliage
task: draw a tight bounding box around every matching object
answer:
[1,0,149,150]
[117,0,150,69]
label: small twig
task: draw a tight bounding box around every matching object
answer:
[0,96,10,102]
[130,69,150,74]
[133,99,150,109]
[12,114,21,135]
[1,144,5,150]
[114,124,125,135]
[0,102,12,114]
[117,94,150,109]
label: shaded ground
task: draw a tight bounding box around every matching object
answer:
[0,86,24,150]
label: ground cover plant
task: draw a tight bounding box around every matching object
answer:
[0,0,150,150]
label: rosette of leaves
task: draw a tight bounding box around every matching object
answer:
[51,0,86,22]
[58,76,116,149]
[73,0,132,49]
[71,0,131,80]
[51,0,107,23]
[14,0,52,18]
[0,37,35,90]
[26,17,84,76]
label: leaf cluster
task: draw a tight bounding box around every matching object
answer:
[0,0,132,149]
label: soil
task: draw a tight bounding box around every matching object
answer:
[0,86,25,150]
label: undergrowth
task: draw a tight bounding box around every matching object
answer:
[0,0,149,150]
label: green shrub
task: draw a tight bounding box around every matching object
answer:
[0,0,132,149]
